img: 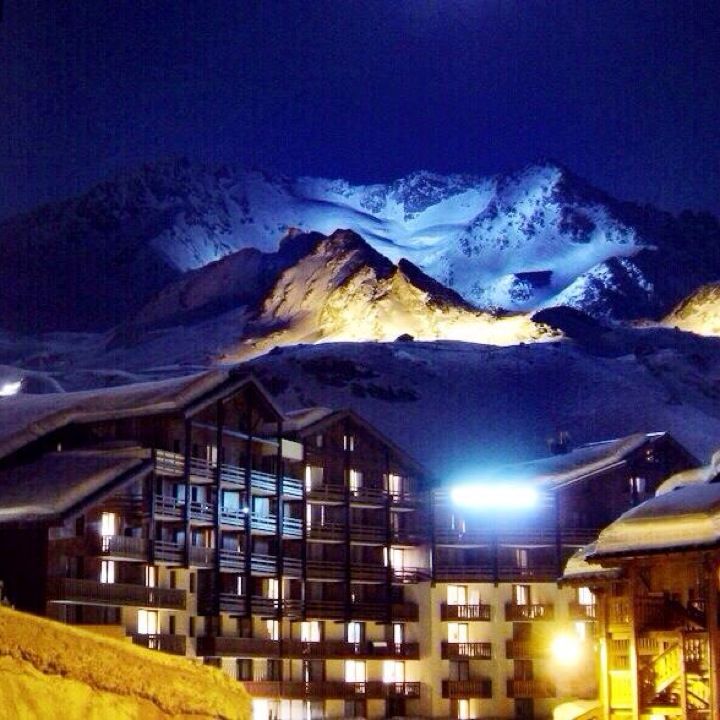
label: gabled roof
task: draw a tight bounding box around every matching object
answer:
[0,369,282,463]
[285,407,431,480]
[491,432,691,490]
[0,446,152,525]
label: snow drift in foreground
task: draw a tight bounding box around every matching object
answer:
[0,605,250,720]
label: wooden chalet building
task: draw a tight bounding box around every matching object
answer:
[0,369,701,720]
[563,454,720,720]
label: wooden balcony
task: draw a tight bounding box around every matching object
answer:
[302,600,418,622]
[92,534,149,561]
[189,500,214,523]
[242,680,420,699]
[350,525,387,545]
[47,578,186,609]
[506,678,556,698]
[306,560,345,581]
[282,639,419,660]
[505,640,549,659]
[306,485,345,505]
[349,486,387,508]
[154,494,184,519]
[392,566,431,584]
[441,642,492,660]
[351,563,387,583]
[441,603,492,621]
[569,601,597,620]
[433,526,597,547]
[130,633,187,655]
[196,636,280,657]
[505,603,554,621]
[154,540,183,564]
[307,523,345,543]
[442,679,492,699]
[188,545,214,567]
[433,565,496,582]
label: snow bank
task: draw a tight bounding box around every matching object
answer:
[0,606,250,720]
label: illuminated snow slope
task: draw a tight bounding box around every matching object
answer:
[5,157,718,332]
[0,605,250,720]
[664,283,720,337]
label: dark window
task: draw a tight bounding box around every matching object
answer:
[267,659,281,680]
[189,573,196,593]
[236,658,253,681]
[169,615,176,635]
[189,617,196,638]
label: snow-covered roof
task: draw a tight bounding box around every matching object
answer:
[0,447,152,524]
[588,482,720,558]
[655,449,720,495]
[283,406,336,432]
[562,544,620,583]
[0,369,281,463]
[492,432,673,489]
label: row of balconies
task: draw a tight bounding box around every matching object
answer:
[46,577,420,621]
[439,602,557,623]
[242,681,421,700]
[239,679,553,701]
[433,527,598,547]
[155,451,302,499]
[196,636,420,659]
[306,485,419,509]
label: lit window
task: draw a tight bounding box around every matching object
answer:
[386,473,402,496]
[629,476,647,494]
[301,621,321,642]
[267,578,279,600]
[315,434,323,448]
[513,584,530,606]
[447,622,468,644]
[383,659,405,683]
[392,623,404,645]
[447,585,467,606]
[347,621,364,643]
[344,659,365,683]
[515,548,528,569]
[578,587,595,606]
[100,512,116,537]
[266,620,279,641]
[100,560,115,584]
[145,565,156,588]
[137,609,158,635]
[574,621,588,640]
[236,576,244,596]
[457,698,470,719]
[343,435,354,452]
[349,469,363,494]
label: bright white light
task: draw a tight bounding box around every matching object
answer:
[551,633,583,666]
[450,483,538,509]
[0,379,21,397]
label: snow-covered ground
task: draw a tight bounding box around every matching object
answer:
[0,605,250,720]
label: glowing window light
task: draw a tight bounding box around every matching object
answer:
[450,483,539,509]
[551,632,583,666]
[0,380,21,397]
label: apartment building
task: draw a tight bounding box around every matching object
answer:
[0,369,699,720]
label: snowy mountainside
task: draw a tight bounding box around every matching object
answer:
[115,229,545,363]
[664,283,720,336]
[3,157,717,332]
[244,335,720,475]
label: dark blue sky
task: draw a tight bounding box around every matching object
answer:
[1,0,718,218]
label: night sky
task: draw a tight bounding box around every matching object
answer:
[1,0,718,219]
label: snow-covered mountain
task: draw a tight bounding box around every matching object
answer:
[3,157,717,333]
[112,229,544,361]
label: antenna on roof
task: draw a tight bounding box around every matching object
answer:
[548,430,571,455]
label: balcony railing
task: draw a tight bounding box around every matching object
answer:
[506,678,556,698]
[505,640,549,659]
[351,563,388,582]
[505,603,554,621]
[154,540,183,563]
[392,566,431,584]
[242,681,420,699]
[569,601,597,620]
[47,578,186,609]
[189,500,214,523]
[441,642,492,660]
[93,535,148,561]
[306,485,345,504]
[154,494,184,518]
[307,523,345,542]
[433,566,496,582]
[197,636,279,657]
[433,527,597,547]
[283,517,302,537]
[130,633,186,655]
[189,545,214,567]
[251,513,277,534]
[441,603,492,621]
[306,561,346,580]
[349,486,387,506]
[442,679,492,699]
[302,600,418,622]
